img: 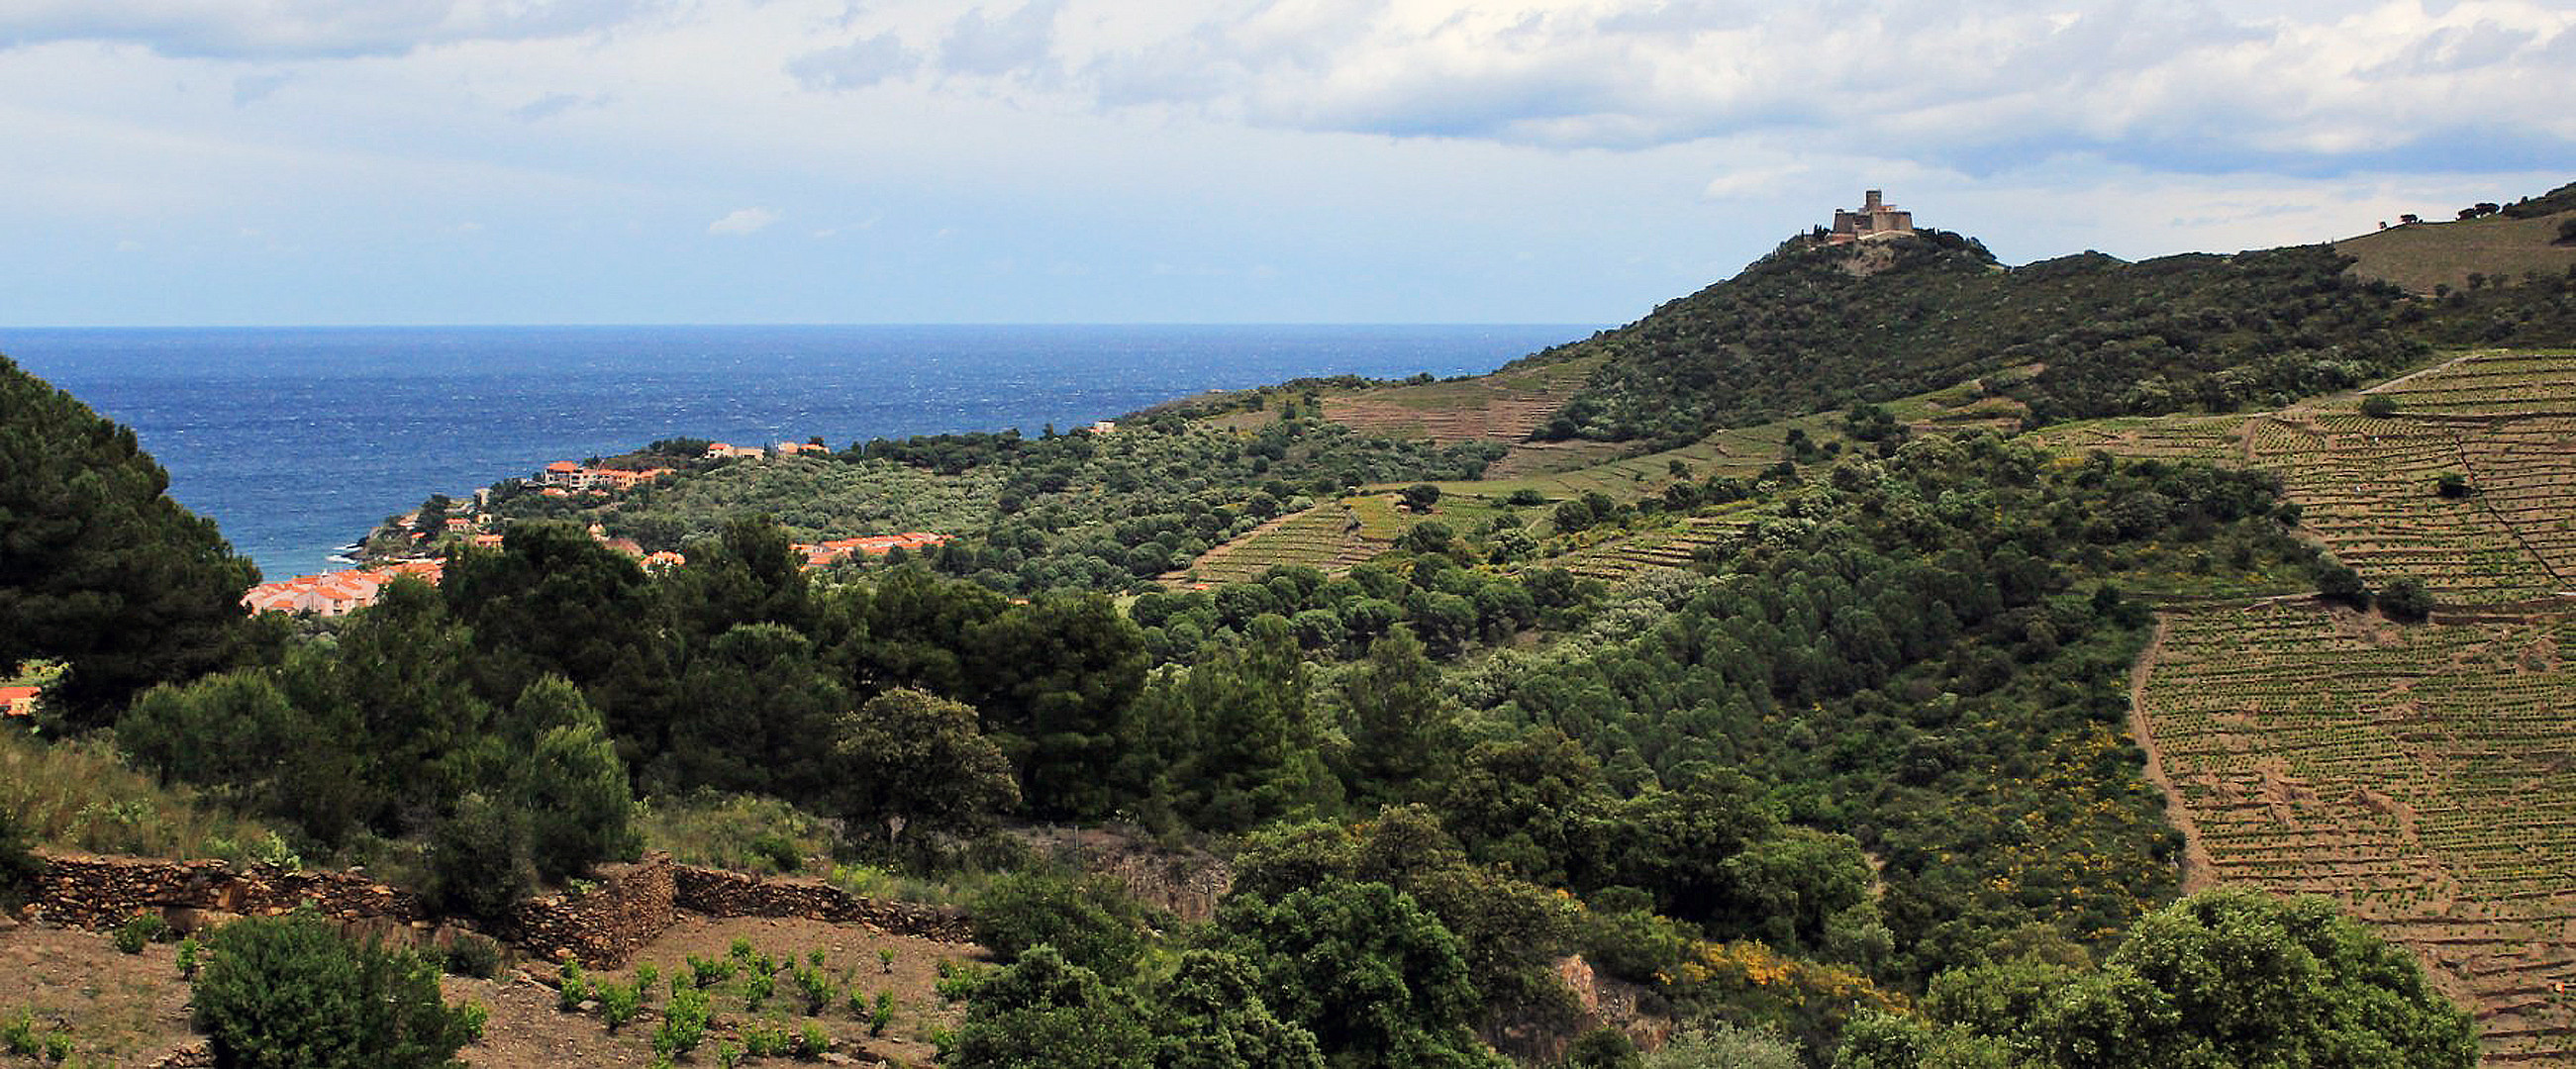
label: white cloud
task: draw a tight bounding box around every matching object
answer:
[708,207,778,235]
[0,0,659,59]
[789,31,920,90]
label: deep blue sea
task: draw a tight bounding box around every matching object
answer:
[1,325,1590,579]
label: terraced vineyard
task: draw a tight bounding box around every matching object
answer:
[2033,353,2576,605]
[1556,517,1749,581]
[1320,354,1600,443]
[1157,502,1389,589]
[2245,353,2576,603]
[2025,414,2251,463]
[2134,605,2576,1063]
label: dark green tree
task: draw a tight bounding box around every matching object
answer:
[1338,627,1454,806]
[1216,878,1489,1068]
[966,592,1148,819]
[0,356,261,727]
[1914,889,2478,1068]
[950,945,1152,1069]
[1139,615,1338,830]
[1148,949,1326,1069]
[970,870,1149,982]
[440,520,671,735]
[825,687,1020,850]
[2377,576,2434,623]
[502,676,641,884]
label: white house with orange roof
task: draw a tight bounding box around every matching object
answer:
[0,685,40,718]
[241,560,446,617]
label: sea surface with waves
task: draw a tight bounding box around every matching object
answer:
[1,324,1592,580]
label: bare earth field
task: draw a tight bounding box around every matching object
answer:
[0,914,984,1068]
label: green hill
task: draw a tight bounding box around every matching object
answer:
[2335,181,2576,294]
[1515,234,2430,445]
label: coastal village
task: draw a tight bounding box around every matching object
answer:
[238,441,947,617]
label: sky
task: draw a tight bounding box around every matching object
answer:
[1,0,2569,326]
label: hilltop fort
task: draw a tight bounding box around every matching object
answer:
[1826,189,1916,243]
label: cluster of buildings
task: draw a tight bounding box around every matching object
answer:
[241,559,447,617]
[535,461,675,497]
[706,441,828,460]
[239,441,937,619]
[791,533,950,569]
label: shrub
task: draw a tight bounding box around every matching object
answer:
[113,911,168,953]
[425,792,535,923]
[969,870,1148,981]
[653,983,710,1058]
[1578,908,1693,983]
[2360,393,2398,418]
[687,953,734,988]
[443,934,502,980]
[600,981,642,1031]
[796,1021,831,1058]
[793,963,835,1015]
[192,911,483,1069]
[868,992,895,1037]
[3,1008,39,1056]
[176,936,202,978]
[557,957,591,1011]
[743,1022,788,1057]
[2379,576,2435,622]
[2316,561,2370,609]
[0,803,42,910]
[2434,471,2471,498]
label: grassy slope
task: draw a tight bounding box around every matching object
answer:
[2335,209,2576,295]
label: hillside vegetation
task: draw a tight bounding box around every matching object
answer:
[1514,237,2428,444]
[16,184,2576,1069]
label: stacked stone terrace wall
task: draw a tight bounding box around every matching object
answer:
[510,852,677,968]
[673,865,973,942]
[28,850,422,929]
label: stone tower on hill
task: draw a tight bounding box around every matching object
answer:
[1827,189,1916,243]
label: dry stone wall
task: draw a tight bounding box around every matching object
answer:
[510,852,676,967]
[22,849,977,970]
[673,866,973,942]
[28,850,422,929]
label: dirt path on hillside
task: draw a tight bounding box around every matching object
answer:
[2127,614,2219,892]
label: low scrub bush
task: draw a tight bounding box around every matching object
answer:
[192,911,483,1069]
[635,792,839,875]
[557,957,591,1011]
[113,911,169,954]
[442,933,503,980]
